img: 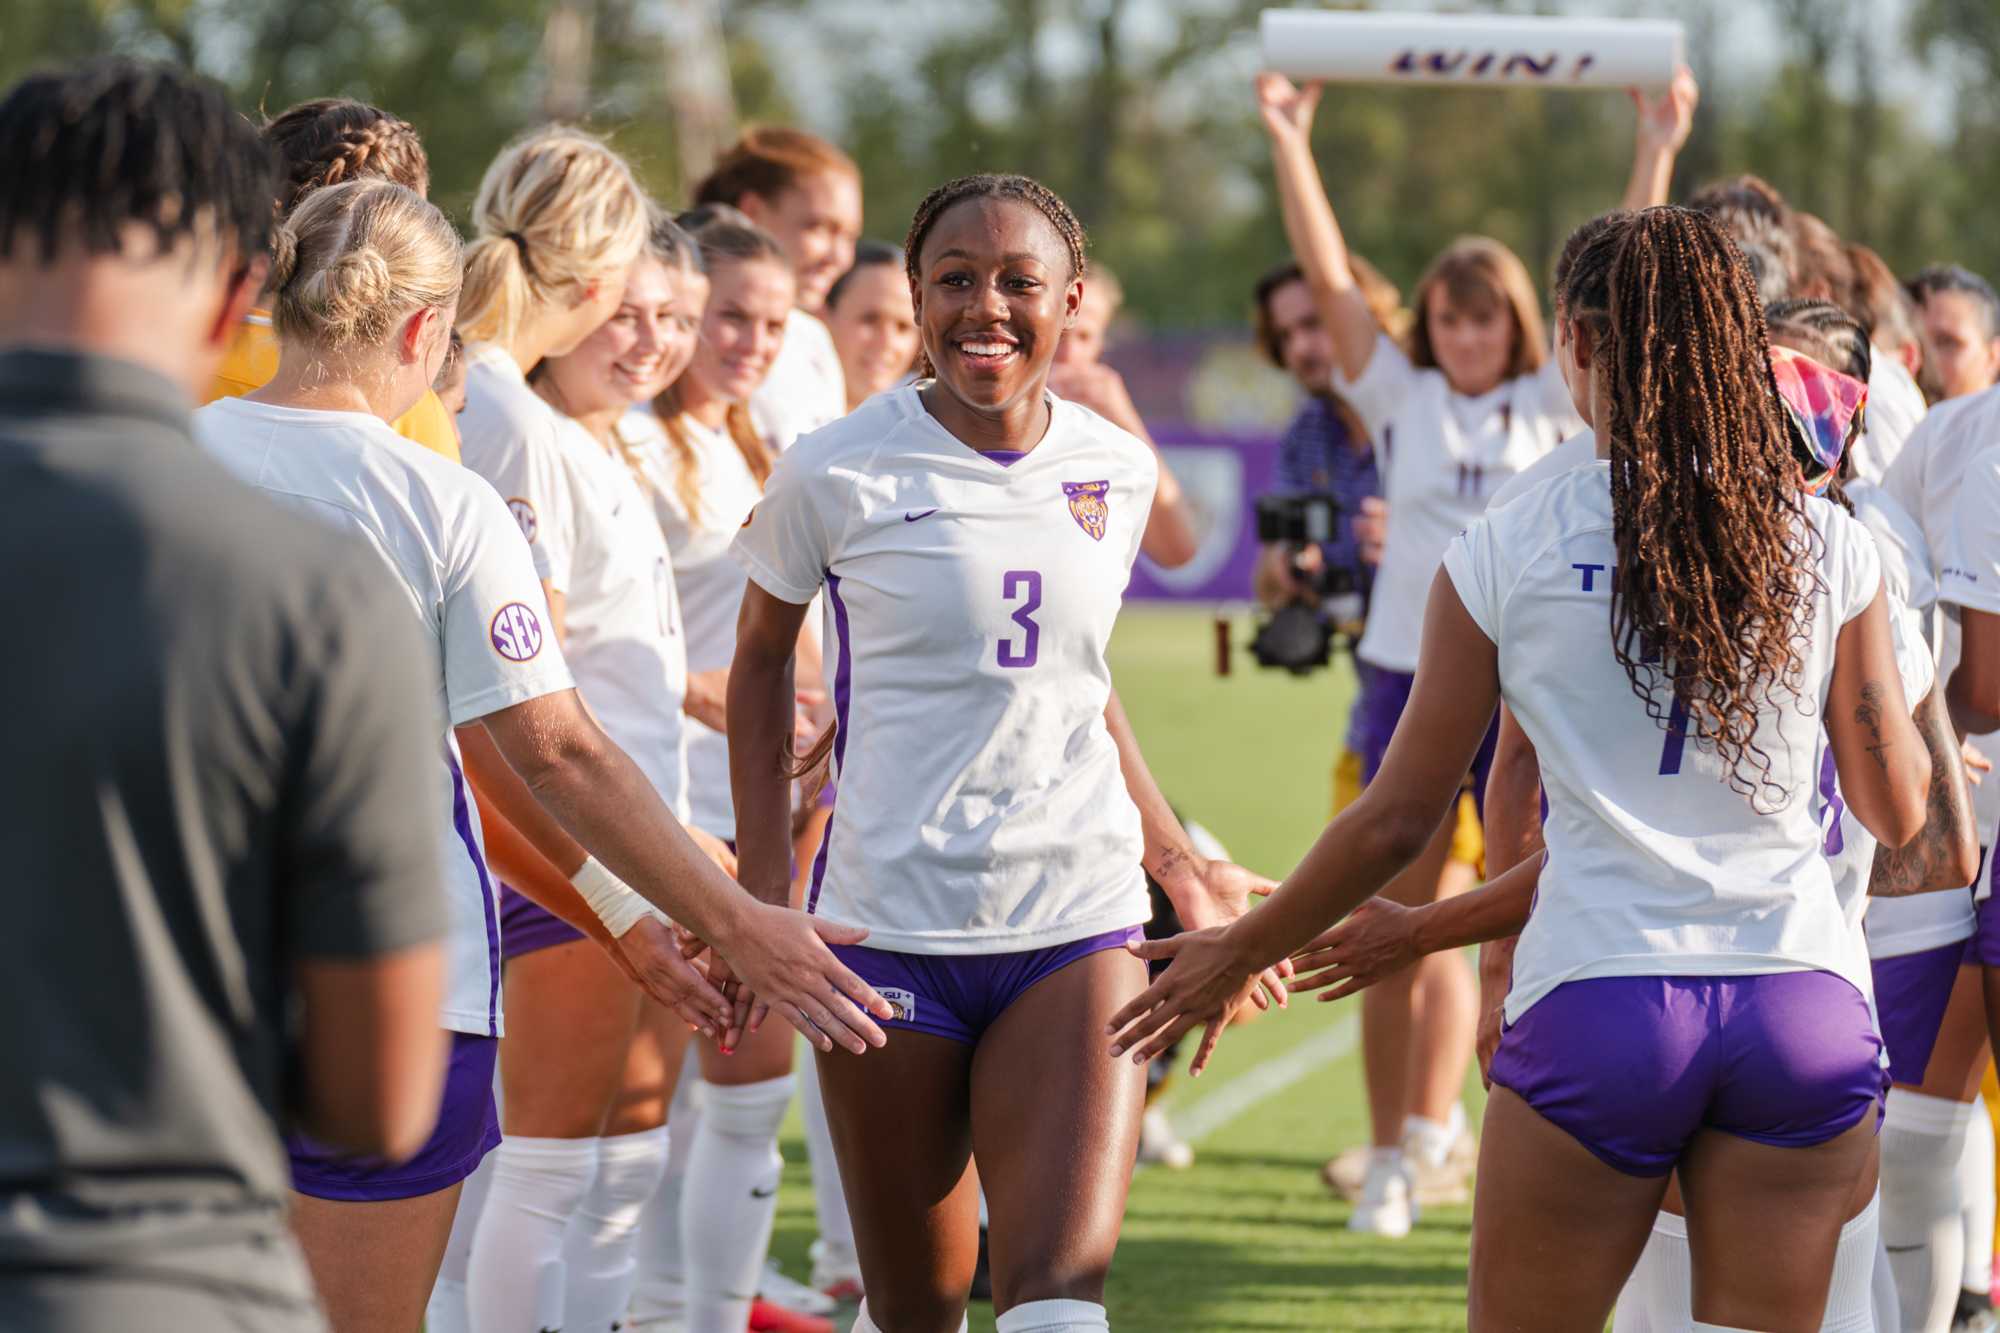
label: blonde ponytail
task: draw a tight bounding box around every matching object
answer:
[457,126,650,347]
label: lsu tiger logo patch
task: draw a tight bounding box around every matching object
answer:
[1062,480,1110,542]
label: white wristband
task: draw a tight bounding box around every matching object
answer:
[571,856,665,939]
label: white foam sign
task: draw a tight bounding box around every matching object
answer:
[1260,10,1684,90]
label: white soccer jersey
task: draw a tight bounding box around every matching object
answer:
[458,345,569,584]
[1489,430,1596,510]
[750,308,847,452]
[195,398,575,1037]
[1336,334,1581,673]
[626,410,767,839]
[1850,353,1927,484]
[731,385,1155,953]
[1885,387,2000,840]
[1444,463,1883,1022]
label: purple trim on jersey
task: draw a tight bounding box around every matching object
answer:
[288,1031,500,1200]
[808,570,854,915]
[1489,973,1885,1177]
[979,449,1030,468]
[828,926,1143,1045]
[1871,939,1966,1086]
[443,747,502,1036]
[499,882,585,960]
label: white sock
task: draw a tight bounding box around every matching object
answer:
[682,1074,796,1331]
[995,1299,1110,1332]
[561,1126,668,1333]
[425,1148,496,1333]
[628,1061,702,1327]
[1403,1114,1454,1170]
[1823,1192,1882,1333]
[1960,1102,1996,1295]
[848,1302,968,1333]
[1881,1087,1975,1333]
[800,1055,859,1281]
[1611,1210,1689,1333]
[1873,1229,1901,1333]
[466,1134,600,1333]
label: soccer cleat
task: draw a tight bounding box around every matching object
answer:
[1138,1107,1195,1170]
[1346,1156,1416,1239]
[757,1261,836,1316]
[1400,1123,1475,1207]
[807,1238,864,1305]
[1321,1144,1369,1201]
[1955,1287,1998,1333]
[745,1298,834,1333]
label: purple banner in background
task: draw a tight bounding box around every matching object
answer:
[1129,426,1280,602]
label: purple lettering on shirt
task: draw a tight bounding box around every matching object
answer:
[998,570,1042,668]
[1574,562,1606,592]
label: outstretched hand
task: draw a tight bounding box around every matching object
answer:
[606,915,730,1037]
[711,904,894,1056]
[1287,897,1419,1002]
[1255,71,1323,144]
[1630,64,1699,157]
[1178,860,1291,1013]
[1106,926,1264,1076]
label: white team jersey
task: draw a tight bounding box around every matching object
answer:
[750,308,847,452]
[458,345,566,582]
[1885,387,2000,842]
[626,410,767,839]
[731,385,1155,953]
[1850,352,1927,484]
[1848,482,1970,956]
[1488,430,1596,510]
[195,398,574,1037]
[1940,439,2000,901]
[1444,463,1884,1022]
[1336,334,1582,672]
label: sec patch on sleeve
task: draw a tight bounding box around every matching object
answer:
[489,601,545,662]
[506,497,538,542]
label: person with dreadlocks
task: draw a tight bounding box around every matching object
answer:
[727,172,1284,1333]
[1111,206,1933,1331]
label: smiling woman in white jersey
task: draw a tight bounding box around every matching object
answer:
[728,173,1284,1333]
[451,217,728,1333]
[1114,207,1932,1332]
[189,178,878,1333]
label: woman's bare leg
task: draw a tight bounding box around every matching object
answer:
[291,1185,463,1333]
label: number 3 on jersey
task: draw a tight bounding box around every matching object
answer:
[998,569,1042,669]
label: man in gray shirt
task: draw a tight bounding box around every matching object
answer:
[0,59,451,1330]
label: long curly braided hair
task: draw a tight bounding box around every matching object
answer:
[1558,206,1822,808]
[263,99,429,216]
[901,174,1088,378]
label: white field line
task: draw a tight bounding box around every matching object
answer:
[1169,1016,1358,1145]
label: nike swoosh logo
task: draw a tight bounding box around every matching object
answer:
[750,1185,778,1198]
[904,508,939,522]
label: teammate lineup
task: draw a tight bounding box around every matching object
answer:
[15,20,2000,1333]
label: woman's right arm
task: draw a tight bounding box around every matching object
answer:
[1256,73,1380,383]
[1827,585,1931,850]
[1869,683,1981,895]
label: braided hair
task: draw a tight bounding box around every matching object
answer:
[903,174,1087,378]
[264,99,429,217]
[1557,206,1821,808]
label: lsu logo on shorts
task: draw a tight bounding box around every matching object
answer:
[1062,480,1110,542]
[489,601,544,662]
[876,988,918,1023]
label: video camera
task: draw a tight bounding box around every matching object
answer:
[1249,492,1362,676]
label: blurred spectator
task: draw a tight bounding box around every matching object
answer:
[0,58,449,1332]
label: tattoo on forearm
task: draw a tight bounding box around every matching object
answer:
[1872,691,1968,896]
[1856,681,1892,773]
[1153,843,1195,882]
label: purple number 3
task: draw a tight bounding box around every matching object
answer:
[998,569,1041,668]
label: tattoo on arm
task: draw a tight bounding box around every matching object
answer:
[1856,681,1892,773]
[1152,842,1196,884]
[1870,689,1965,897]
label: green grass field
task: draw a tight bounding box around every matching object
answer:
[765,605,1484,1331]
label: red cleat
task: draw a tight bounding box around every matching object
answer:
[747,1298,834,1333]
[819,1276,864,1305]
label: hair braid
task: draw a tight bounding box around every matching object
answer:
[902,173,1088,378]
[1561,206,1821,808]
[264,99,429,217]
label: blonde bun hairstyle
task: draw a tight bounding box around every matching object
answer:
[457,126,650,347]
[270,178,461,351]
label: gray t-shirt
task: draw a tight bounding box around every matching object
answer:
[0,351,447,1320]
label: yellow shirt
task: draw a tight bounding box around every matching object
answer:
[204,311,461,464]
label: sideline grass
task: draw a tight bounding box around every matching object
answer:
[765,606,1483,1331]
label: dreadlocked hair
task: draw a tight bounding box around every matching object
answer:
[1559,206,1822,809]
[264,99,429,217]
[902,173,1088,378]
[646,209,785,528]
[0,58,277,269]
[1766,298,1872,384]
